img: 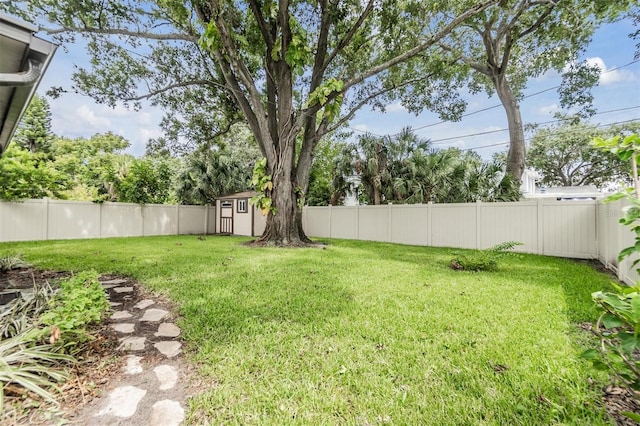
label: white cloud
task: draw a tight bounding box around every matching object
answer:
[76,104,112,130]
[538,103,560,115]
[385,102,407,112]
[586,57,635,85]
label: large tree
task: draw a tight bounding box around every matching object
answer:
[13,94,55,154]
[528,120,640,187]
[9,0,499,245]
[439,0,633,183]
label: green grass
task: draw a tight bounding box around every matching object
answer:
[0,236,616,425]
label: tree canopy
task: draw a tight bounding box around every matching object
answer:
[528,120,640,188]
[438,0,633,182]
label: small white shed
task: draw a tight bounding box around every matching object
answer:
[215,191,267,236]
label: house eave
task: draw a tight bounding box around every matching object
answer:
[0,13,57,157]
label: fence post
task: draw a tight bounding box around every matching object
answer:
[43,198,49,241]
[475,200,481,249]
[176,204,180,235]
[537,198,544,255]
[427,202,432,247]
[204,205,209,235]
[388,203,392,243]
[328,205,332,238]
[356,204,360,240]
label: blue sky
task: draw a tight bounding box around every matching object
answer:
[36,18,640,158]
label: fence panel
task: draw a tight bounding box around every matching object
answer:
[48,200,100,240]
[179,205,207,235]
[304,207,330,237]
[330,207,358,240]
[542,201,596,258]
[0,200,47,241]
[100,203,143,238]
[143,205,178,236]
[358,206,389,242]
[478,201,538,252]
[430,204,476,248]
[389,205,429,246]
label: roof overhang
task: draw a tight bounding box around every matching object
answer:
[0,14,57,156]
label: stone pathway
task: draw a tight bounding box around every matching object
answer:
[69,277,188,425]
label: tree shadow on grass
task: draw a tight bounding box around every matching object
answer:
[178,256,354,346]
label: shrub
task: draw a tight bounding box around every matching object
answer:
[450,241,523,272]
[39,270,110,348]
[0,254,31,272]
[0,281,55,339]
[0,329,73,411]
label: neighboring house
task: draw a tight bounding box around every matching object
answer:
[519,169,605,200]
[215,191,267,236]
[0,14,57,156]
[523,184,605,201]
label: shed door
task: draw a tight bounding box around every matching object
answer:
[220,201,233,234]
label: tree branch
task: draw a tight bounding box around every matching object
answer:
[122,79,225,101]
[248,0,274,51]
[322,0,375,73]
[342,0,498,93]
[44,26,198,42]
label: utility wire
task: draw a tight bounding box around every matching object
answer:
[347,58,640,138]
[430,105,640,145]
[462,118,640,152]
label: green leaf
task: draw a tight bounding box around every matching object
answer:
[619,331,640,354]
[580,349,599,360]
[601,313,624,329]
[621,412,640,422]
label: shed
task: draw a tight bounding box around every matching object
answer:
[215,191,267,236]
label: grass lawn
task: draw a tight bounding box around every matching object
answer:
[0,235,616,424]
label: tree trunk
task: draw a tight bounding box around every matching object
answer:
[494,76,526,184]
[254,139,313,246]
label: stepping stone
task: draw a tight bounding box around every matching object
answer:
[111,323,135,334]
[19,289,35,302]
[154,365,179,390]
[96,385,147,418]
[113,286,134,293]
[111,310,132,320]
[154,341,182,358]
[124,355,144,375]
[134,299,155,309]
[118,336,146,351]
[100,278,128,285]
[101,284,119,289]
[109,301,122,307]
[149,400,185,426]
[155,323,181,338]
[141,308,168,322]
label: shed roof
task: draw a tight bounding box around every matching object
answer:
[0,14,57,157]
[216,191,258,200]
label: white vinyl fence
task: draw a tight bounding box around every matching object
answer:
[0,199,215,241]
[302,198,638,285]
[1,197,638,285]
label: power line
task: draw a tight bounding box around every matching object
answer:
[462,118,640,152]
[430,105,640,145]
[349,58,640,138]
